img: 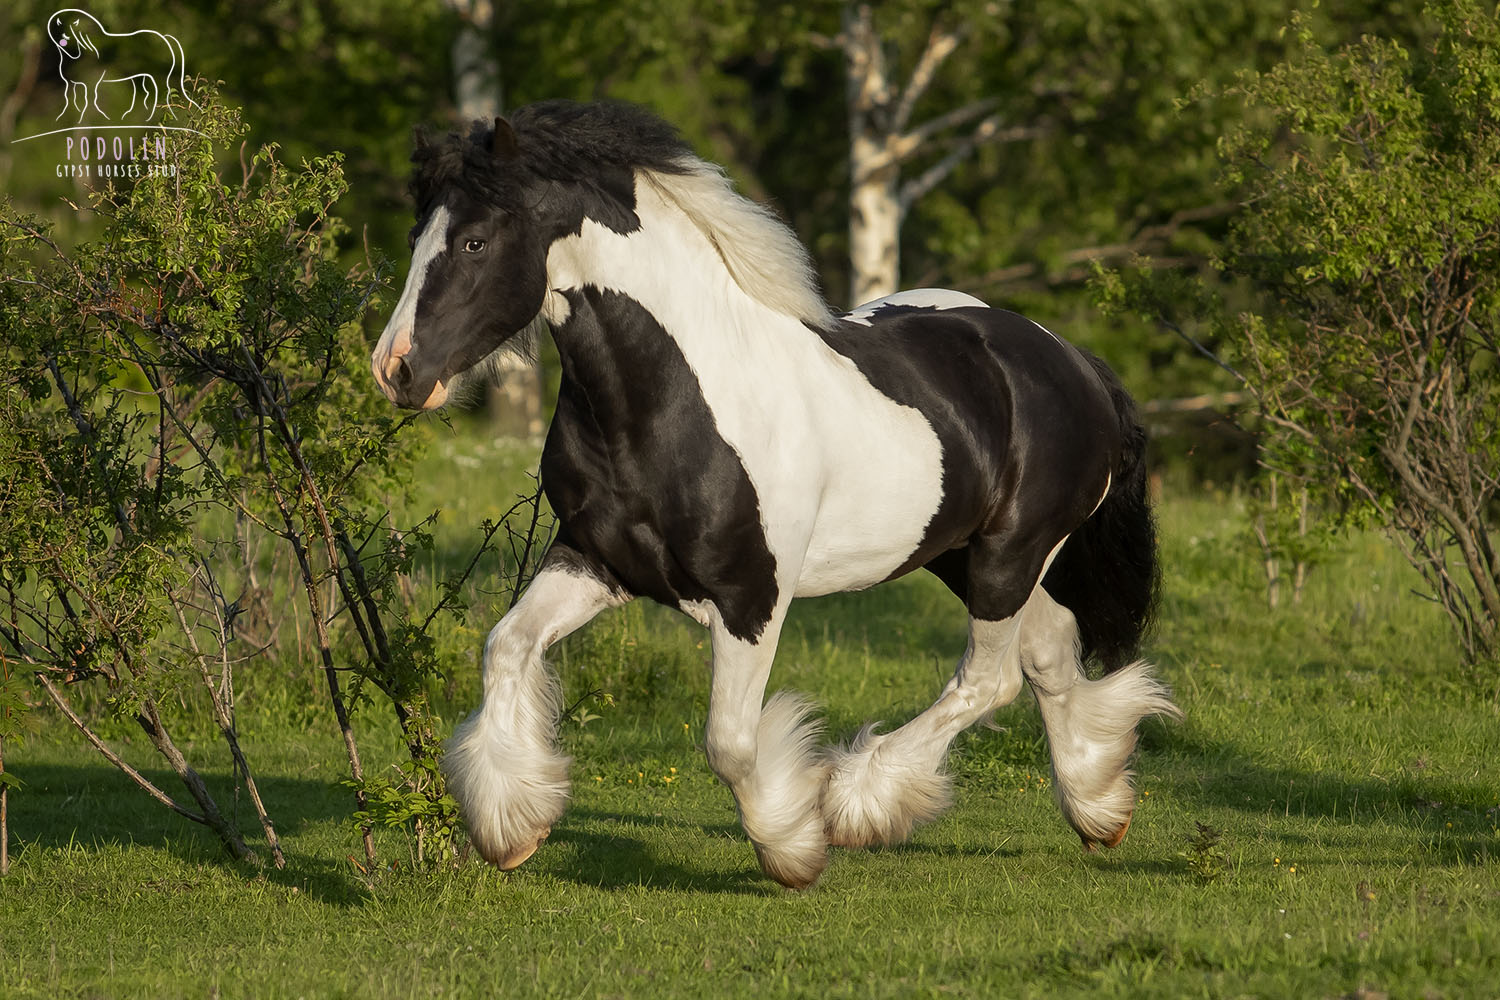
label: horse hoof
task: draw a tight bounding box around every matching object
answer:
[1101,813,1132,848]
[753,840,827,890]
[495,828,550,870]
[1079,813,1132,853]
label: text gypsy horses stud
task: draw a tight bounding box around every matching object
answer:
[370,100,1180,888]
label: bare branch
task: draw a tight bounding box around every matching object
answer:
[892,22,963,133]
[900,114,1047,212]
[34,672,205,824]
[856,98,1002,183]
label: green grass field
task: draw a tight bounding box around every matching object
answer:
[2,423,1497,999]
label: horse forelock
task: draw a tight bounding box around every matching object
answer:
[408,101,692,217]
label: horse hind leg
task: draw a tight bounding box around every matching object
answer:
[822,609,1026,849]
[1020,588,1180,850]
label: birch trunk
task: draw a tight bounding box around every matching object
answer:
[844,3,900,306]
[447,0,545,438]
[840,4,1018,308]
[849,131,901,305]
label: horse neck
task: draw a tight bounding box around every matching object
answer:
[541,179,761,345]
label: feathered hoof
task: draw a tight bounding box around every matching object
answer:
[753,832,828,890]
[739,691,831,889]
[443,708,571,873]
[821,727,953,849]
[1079,812,1132,853]
[492,827,550,870]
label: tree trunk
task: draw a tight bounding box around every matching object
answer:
[447,0,544,437]
[843,4,900,306]
[849,131,901,305]
[839,4,1022,308]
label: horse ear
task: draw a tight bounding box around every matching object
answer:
[492,117,519,160]
[412,127,430,152]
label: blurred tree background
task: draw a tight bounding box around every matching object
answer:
[3,0,1483,614]
[1,0,1432,417]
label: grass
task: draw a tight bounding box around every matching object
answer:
[2,421,1497,999]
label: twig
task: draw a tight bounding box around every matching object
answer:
[34,672,205,824]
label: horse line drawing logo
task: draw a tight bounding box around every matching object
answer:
[14,7,205,180]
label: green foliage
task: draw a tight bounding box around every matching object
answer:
[346,755,461,867]
[1102,1,1500,669]
[1217,0,1500,665]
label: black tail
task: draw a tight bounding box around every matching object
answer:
[1041,352,1159,673]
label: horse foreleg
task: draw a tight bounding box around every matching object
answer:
[823,609,1026,849]
[444,549,627,869]
[704,611,828,889]
[1019,588,1180,851]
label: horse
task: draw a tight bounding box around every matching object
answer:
[47,8,198,122]
[370,100,1181,888]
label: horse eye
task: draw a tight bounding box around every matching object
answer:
[462,239,487,254]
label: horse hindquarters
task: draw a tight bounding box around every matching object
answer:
[1039,349,1160,673]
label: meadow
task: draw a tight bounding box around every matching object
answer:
[1,423,1496,999]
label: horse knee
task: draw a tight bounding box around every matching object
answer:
[705,725,756,785]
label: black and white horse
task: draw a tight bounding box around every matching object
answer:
[371,101,1180,888]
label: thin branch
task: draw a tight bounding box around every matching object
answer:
[855,97,1001,182]
[168,586,285,868]
[892,23,962,133]
[900,114,1047,212]
[34,672,204,824]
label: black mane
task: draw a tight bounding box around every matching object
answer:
[408,100,695,215]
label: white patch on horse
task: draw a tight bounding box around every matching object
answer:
[371,204,450,400]
[842,288,988,327]
[1018,590,1180,847]
[546,173,945,598]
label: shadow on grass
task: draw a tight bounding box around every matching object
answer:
[1147,725,1498,849]
[546,809,773,895]
[7,761,375,906]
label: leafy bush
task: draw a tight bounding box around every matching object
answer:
[1100,0,1500,672]
[0,97,541,868]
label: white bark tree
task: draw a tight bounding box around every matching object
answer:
[839,3,1045,306]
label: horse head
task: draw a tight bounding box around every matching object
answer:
[48,8,103,61]
[371,119,551,411]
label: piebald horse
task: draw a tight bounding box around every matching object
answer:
[371,101,1179,888]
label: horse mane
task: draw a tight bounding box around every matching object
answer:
[409,100,836,331]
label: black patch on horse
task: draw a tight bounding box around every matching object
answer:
[541,286,780,643]
[821,307,1119,623]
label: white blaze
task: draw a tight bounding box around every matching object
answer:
[371,205,451,402]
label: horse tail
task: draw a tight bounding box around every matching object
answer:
[1041,351,1159,673]
[168,35,199,108]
